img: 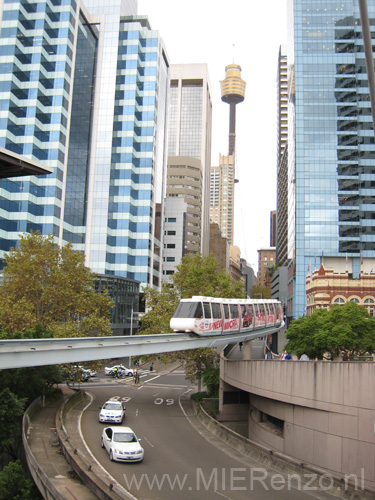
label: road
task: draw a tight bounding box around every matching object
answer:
[80,367,337,500]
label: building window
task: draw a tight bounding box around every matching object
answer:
[349,297,360,303]
[167,231,176,235]
[333,297,345,306]
[168,218,176,222]
[166,257,175,262]
[364,298,374,316]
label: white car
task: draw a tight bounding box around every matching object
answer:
[101,426,144,462]
[104,365,134,377]
[99,399,126,423]
[78,365,97,377]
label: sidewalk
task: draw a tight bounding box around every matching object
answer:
[25,387,97,500]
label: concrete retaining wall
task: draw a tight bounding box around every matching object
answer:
[220,358,375,492]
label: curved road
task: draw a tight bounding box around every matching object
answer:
[81,369,336,500]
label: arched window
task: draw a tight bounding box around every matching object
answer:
[364,298,374,316]
[349,297,359,303]
[333,297,345,306]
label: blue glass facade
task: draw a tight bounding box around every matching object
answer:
[0,0,79,252]
[0,0,169,291]
[288,0,375,318]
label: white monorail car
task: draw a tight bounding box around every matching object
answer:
[170,296,283,336]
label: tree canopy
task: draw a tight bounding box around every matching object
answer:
[0,231,114,337]
[250,284,271,299]
[172,253,246,299]
[285,302,375,360]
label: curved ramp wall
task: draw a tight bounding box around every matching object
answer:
[220,358,375,491]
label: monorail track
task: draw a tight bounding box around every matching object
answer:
[0,324,284,369]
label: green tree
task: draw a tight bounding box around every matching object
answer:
[0,231,114,337]
[0,460,41,500]
[172,253,246,299]
[140,282,179,335]
[0,366,63,406]
[0,388,27,459]
[201,365,220,397]
[250,284,271,299]
[285,302,375,360]
[175,348,219,392]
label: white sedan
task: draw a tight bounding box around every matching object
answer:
[104,365,134,377]
[99,400,125,424]
[101,426,144,462]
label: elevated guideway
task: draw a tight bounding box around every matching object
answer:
[0,325,283,369]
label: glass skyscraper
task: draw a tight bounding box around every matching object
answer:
[0,0,169,290]
[288,0,375,318]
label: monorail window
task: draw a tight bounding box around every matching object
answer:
[172,301,203,319]
[223,303,230,319]
[203,302,212,318]
[269,303,275,316]
[230,304,239,318]
[245,304,254,321]
[211,302,222,318]
[258,304,265,317]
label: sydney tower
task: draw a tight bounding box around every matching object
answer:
[220,64,246,156]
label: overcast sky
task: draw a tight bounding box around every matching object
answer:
[138,0,288,270]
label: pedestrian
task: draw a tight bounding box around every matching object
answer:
[300,353,309,361]
[150,362,153,372]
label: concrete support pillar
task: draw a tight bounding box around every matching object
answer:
[242,340,252,360]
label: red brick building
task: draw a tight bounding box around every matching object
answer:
[306,264,375,316]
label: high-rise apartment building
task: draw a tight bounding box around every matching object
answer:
[287,0,375,318]
[277,45,288,168]
[276,46,288,265]
[162,156,202,281]
[165,64,212,258]
[210,154,235,244]
[0,0,169,290]
[270,210,277,248]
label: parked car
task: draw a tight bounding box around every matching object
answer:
[99,399,126,424]
[101,426,144,462]
[63,365,90,382]
[104,365,134,377]
[78,365,97,377]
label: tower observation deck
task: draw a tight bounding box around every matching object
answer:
[220,64,246,155]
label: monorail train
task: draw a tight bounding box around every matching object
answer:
[170,296,283,336]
